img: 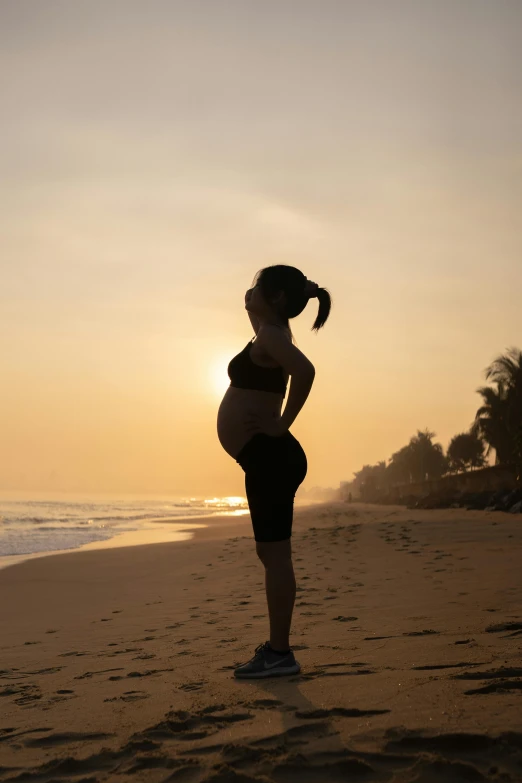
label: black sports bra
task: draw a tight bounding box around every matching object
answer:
[227,338,288,396]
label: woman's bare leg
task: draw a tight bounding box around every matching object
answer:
[256,538,295,651]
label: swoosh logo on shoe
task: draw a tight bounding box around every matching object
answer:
[263,657,289,669]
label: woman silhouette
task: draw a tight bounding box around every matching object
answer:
[217,265,332,678]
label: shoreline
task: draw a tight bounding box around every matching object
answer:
[0,498,329,572]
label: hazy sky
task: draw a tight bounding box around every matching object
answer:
[1,0,521,497]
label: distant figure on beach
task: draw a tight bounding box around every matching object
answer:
[217,264,332,678]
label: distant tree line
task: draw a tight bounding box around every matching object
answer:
[350,347,522,500]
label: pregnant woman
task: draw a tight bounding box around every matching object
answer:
[217,264,332,678]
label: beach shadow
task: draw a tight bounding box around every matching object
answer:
[230,674,391,778]
[229,672,522,781]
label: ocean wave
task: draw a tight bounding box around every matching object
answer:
[0,496,246,559]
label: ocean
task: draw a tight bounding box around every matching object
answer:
[0,493,251,570]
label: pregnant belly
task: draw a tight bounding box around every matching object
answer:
[217,386,284,460]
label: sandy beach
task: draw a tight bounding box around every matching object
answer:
[1,500,521,782]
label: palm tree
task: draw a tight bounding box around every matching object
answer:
[385,430,447,485]
[387,445,414,485]
[447,430,486,473]
[353,461,388,500]
[485,347,522,390]
[474,348,522,476]
[473,383,510,464]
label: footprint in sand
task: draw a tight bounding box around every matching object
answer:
[74,667,124,680]
[485,621,522,637]
[58,651,89,657]
[22,729,112,746]
[1,684,42,705]
[104,690,150,702]
[179,680,207,691]
[26,666,62,675]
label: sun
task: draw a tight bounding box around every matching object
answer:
[208,353,231,397]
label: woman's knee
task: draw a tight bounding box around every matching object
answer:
[256,538,292,565]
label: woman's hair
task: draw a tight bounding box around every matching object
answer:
[252,264,332,345]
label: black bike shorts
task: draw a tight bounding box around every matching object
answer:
[235,431,308,543]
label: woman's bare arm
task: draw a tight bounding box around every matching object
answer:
[258,324,315,430]
[280,374,315,431]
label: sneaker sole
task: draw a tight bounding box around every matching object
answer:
[233,663,301,679]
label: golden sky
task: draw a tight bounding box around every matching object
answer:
[1,0,521,497]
